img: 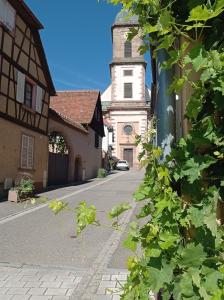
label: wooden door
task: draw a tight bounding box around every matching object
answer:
[123,148,133,167]
[48,152,68,186]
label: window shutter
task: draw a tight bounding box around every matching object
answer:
[36,85,43,113]
[27,137,34,169]
[0,0,7,25]
[21,135,34,169]
[0,0,15,31]
[16,71,25,103]
[21,135,29,169]
[5,1,15,31]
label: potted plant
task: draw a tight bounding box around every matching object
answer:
[8,187,19,202]
[8,178,34,202]
[17,178,34,200]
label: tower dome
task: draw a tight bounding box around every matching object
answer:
[114,9,138,25]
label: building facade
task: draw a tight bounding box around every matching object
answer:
[102,10,150,168]
[0,0,55,197]
[49,91,104,184]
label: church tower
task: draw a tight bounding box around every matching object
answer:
[102,10,150,168]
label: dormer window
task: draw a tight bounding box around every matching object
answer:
[124,41,132,58]
[0,0,15,32]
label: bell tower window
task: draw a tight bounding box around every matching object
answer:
[124,41,132,58]
[124,83,133,98]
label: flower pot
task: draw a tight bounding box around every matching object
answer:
[8,190,19,202]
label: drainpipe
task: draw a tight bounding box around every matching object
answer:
[156,49,175,157]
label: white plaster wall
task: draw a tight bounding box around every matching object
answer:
[49,119,102,181]
[112,65,145,101]
[101,85,112,102]
[102,125,109,152]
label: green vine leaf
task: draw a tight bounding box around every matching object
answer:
[108,202,131,219]
[49,200,68,215]
[75,202,96,235]
[179,243,206,268]
[123,234,137,252]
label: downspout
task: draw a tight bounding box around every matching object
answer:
[156,49,175,157]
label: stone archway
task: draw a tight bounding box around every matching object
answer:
[48,131,69,186]
[74,156,82,182]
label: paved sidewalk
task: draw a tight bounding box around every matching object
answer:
[0,263,84,300]
[0,264,130,300]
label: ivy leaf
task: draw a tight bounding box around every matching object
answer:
[179,243,206,268]
[145,247,161,258]
[143,23,159,34]
[108,202,131,219]
[204,213,217,236]
[187,4,224,22]
[156,34,175,51]
[180,155,216,183]
[158,231,179,250]
[49,200,68,215]
[187,206,204,228]
[158,10,174,34]
[147,261,173,292]
[184,44,208,72]
[123,234,137,252]
[203,269,224,293]
[75,202,96,235]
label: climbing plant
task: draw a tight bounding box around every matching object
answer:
[49,0,224,299]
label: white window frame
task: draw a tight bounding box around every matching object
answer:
[21,134,34,170]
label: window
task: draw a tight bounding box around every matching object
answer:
[124,83,133,98]
[124,70,133,76]
[124,41,132,58]
[95,132,99,148]
[16,70,43,113]
[123,124,133,135]
[24,81,33,108]
[0,0,15,32]
[21,134,34,169]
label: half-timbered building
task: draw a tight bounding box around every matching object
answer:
[0,0,55,196]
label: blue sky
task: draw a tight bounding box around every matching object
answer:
[25,0,151,93]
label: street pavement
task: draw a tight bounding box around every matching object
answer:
[0,170,145,299]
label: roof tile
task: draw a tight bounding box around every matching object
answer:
[50,90,100,124]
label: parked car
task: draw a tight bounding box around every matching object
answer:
[116,160,129,171]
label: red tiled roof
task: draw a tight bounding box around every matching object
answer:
[49,108,88,134]
[50,91,100,124]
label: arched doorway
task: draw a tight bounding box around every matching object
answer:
[74,156,82,182]
[48,131,69,186]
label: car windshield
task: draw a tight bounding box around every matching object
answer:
[118,160,127,164]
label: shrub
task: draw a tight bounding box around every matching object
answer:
[17,178,34,199]
[97,168,107,178]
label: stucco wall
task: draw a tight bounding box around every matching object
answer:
[48,118,102,182]
[112,65,145,101]
[0,117,48,192]
[112,27,143,59]
[109,110,148,166]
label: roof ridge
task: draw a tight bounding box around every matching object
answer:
[56,90,100,93]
